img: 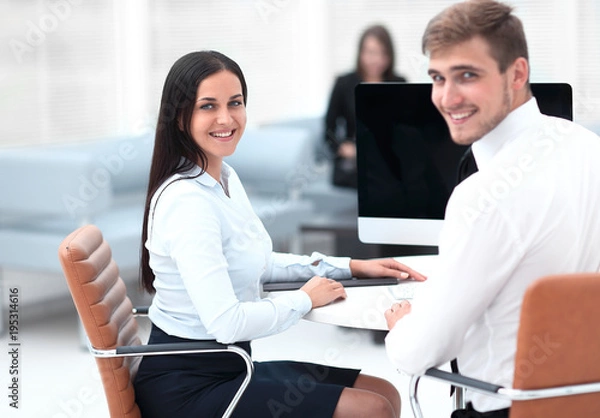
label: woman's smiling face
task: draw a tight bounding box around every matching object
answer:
[189,70,247,178]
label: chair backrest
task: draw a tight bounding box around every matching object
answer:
[58,224,142,418]
[510,273,600,418]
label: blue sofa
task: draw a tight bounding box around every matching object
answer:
[0,126,318,314]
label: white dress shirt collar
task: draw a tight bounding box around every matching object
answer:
[471,97,542,169]
[182,160,231,190]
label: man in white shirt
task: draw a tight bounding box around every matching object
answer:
[384,0,600,416]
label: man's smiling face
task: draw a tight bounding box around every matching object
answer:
[428,36,514,145]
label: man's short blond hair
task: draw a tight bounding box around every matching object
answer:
[422,0,529,73]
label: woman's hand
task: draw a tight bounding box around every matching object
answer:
[300,276,347,309]
[338,141,356,159]
[349,258,427,282]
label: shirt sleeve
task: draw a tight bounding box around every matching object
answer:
[384,183,525,375]
[155,183,313,344]
[261,251,352,283]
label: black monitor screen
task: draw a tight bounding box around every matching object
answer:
[355,82,573,221]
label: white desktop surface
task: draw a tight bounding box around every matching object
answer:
[302,255,438,331]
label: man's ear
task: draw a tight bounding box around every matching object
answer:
[510,57,529,91]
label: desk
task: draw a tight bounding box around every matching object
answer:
[303,255,438,331]
[301,254,465,411]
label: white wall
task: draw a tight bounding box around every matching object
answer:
[1,0,599,147]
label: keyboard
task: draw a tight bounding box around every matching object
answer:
[263,277,401,292]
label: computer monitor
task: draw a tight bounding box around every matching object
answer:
[356,82,573,247]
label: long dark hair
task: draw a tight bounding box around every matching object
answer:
[140,50,248,293]
[356,24,396,81]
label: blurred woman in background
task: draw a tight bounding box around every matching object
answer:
[325,24,407,188]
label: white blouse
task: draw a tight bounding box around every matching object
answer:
[146,162,351,343]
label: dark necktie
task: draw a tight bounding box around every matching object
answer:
[456,146,478,185]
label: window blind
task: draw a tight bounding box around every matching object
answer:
[0,0,122,146]
[1,0,599,147]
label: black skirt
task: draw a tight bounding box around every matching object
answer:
[134,324,361,418]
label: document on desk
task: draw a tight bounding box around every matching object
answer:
[294,279,422,330]
[387,280,419,300]
[263,277,401,292]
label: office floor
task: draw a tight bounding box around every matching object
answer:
[0,232,453,417]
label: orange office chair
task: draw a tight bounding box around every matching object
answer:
[409,272,600,418]
[58,224,253,418]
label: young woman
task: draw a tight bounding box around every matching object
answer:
[135,50,424,418]
[325,25,407,188]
